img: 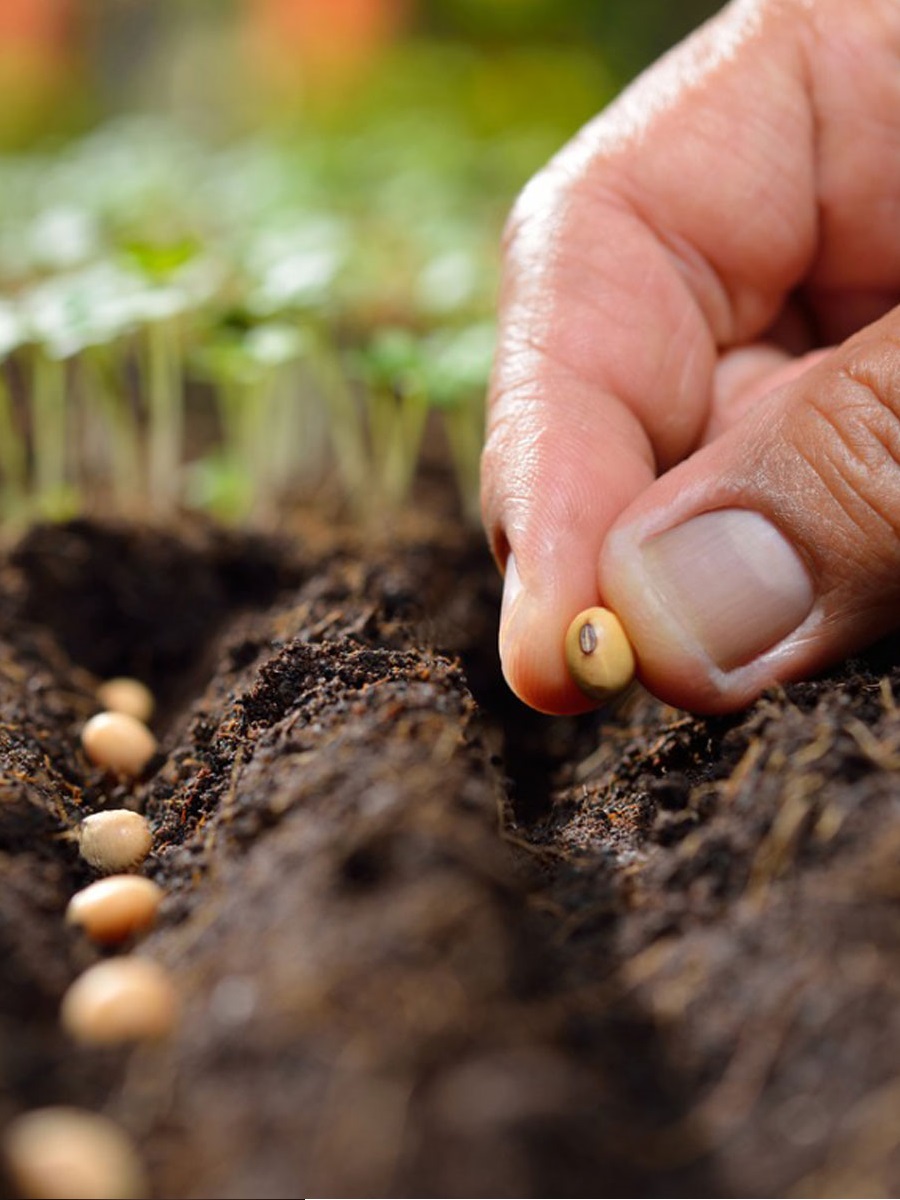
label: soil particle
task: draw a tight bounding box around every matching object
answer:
[2,516,900,1197]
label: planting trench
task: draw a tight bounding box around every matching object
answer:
[1,506,900,1198]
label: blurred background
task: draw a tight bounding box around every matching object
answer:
[0,0,724,527]
[3,0,724,147]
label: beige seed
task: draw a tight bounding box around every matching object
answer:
[61,957,179,1044]
[2,1106,148,1199]
[66,876,164,945]
[96,677,155,724]
[564,606,636,702]
[76,810,153,874]
[81,711,157,778]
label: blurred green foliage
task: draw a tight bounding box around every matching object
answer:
[427,0,723,80]
[0,0,724,527]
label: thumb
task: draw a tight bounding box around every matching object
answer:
[601,310,900,713]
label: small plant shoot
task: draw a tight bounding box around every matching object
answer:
[0,107,521,529]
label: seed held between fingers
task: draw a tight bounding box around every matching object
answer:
[2,1106,148,1200]
[81,711,158,778]
[66,876,164,945]
[61,957,179,1044]
[564,606,636,702]
[96,677,155,725]
[76,810,153,874]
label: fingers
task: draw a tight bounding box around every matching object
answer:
[483,0,816,713]
[704,344,830,442]
[484,0,900,714]
[601,307,900,712]
[484,0,817,712]
[487,384,655,714]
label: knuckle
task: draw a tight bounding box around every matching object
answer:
[797,341,900,548]
[481,402,604,550]
[479,404,533,554]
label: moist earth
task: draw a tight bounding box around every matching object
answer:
[1,505,899,1198]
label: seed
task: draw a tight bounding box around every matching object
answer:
[81,711,157,778]
[2,1106,148,1199]
[66,876,164,945]
[96,677,155,724]
[76,810,153,874]
[61,957,179,1044]
[564,606,636,702]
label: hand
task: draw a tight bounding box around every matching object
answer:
[482,0,900,714]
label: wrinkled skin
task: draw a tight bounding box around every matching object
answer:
[482,0,900,714]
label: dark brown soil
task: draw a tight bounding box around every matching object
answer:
[2,498,900,1198]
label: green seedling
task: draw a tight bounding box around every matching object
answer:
[243,217,346,318]
[30,350,75,520]
[421,321,495,522]
[304,323,370,504]
[0,52,604,527]
[0,303,27,515]
[76,344,142,515]
[244,322,327,512]
[189,319,318,524]
[350,327,431,511]
[143,316,184,515]
[124,247,219,516]
[18,264,153,519]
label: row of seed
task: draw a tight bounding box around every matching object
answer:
[1,611,637,1198]
[4,679,173,1200]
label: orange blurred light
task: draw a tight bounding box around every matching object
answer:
[0,0,71,51]
[247,0,411,87]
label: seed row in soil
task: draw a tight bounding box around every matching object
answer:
[3,677,170,1200]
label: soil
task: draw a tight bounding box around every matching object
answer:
[2,481,900,1198]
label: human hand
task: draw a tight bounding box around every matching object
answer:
[482,0,900,715]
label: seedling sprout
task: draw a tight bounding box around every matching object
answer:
[0,40,610,528]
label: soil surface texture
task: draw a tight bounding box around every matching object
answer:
[1,502,900,1198]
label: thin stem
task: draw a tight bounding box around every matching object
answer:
[245,376,275,525]
[442,400,483,524]
[204,377,255,524]
[31,351,71,517]
[381,385,429,508]
[82,346,142,513]
[145,319,184,516]
[365,386,394,504]
[266,360,324,501]
[0,365,27,520]
[309,335,369,502]
[266,364,302,496]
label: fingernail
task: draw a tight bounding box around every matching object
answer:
[498,552,522,666]
[641,509,814,671]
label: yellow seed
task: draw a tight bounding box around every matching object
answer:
[61,957,179,1044]
[76,810,153,874]
[564,606,636,702]
[2,1106,148,1200]
[81,711,157,778]
[96,677,155,724]
[66,876,164,945]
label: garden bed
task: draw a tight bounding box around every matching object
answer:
[2,477,900,1198]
